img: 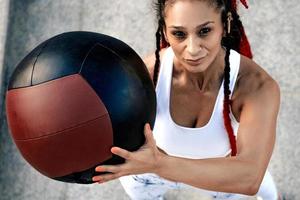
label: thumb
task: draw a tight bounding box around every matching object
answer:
[144,123,156,146]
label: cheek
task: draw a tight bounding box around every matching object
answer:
[171,46,184,61]
[204,31,223,50]
[168,40,185,55]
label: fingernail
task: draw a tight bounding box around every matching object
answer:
[95,166,104,172]
[111,147,117,153]
[92,177,101,182]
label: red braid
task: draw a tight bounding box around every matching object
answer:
[239,0,249,9]
[231,0,253,59]
[223,99,237,156]
[239,26,253,58]
[223,0,251,156]
[231,0,249,10]
[223,48,237,156]
[231,0,237,10]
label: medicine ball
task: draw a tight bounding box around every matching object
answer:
[6,31,156,184]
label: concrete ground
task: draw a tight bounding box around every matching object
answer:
[0,0,299,199]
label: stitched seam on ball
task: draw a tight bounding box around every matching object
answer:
[79,42,126,75]
[78,43,99,74]
[14,114,111,141]
[30,39,53,86]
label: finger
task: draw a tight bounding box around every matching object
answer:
[95,165,120,173]
[111,147,131,159]
[92,172,121,183]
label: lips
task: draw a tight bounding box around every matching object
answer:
[185,56,205,66]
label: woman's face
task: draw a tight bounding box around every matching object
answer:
[164,0,224,73]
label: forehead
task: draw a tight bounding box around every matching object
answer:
[164,0,221,26]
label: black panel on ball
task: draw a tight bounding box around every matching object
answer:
[8,41,48,90]
[9,31,154,90]
[53,155,123,184]
[80,44,156,156]
[31,34,94,85]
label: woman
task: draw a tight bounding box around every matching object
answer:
[92,0,280,199]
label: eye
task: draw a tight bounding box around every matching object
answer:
[198,27,211,37]
[171,31,186,39]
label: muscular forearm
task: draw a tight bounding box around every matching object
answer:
[93,123,271,196]
[155,154,263,195]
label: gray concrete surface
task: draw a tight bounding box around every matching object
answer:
[0,0,299,199]
[0,0,9,133]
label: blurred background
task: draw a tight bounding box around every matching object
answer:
[0,0,299,199]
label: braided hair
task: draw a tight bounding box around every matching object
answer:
[153,0,252,156]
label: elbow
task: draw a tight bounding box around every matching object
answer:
[244,181,260,196]
[241,172,263,196]
[233,157,266,195]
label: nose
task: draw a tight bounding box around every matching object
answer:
[186,36,201,57]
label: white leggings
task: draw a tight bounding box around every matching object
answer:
[119,170,278,200]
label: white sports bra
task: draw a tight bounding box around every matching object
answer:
[153,47,240,159]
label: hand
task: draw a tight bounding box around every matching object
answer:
[92,123,164,184]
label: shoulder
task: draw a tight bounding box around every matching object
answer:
[236,55,280,111]
[143,48,168,80]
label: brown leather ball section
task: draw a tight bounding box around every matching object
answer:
[6,74,114,178]
[5,31,156,184]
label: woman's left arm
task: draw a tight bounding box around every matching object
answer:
[92,78,280,195]
[155,78,280,195]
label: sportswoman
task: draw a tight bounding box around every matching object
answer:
[92,0,280,199]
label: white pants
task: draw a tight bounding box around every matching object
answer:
[119,170,278,200]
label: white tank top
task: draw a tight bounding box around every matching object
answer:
[153,47,240,159]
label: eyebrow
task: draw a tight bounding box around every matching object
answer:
[168,21,214,29]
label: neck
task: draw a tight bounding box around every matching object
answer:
[173,48,226,93]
